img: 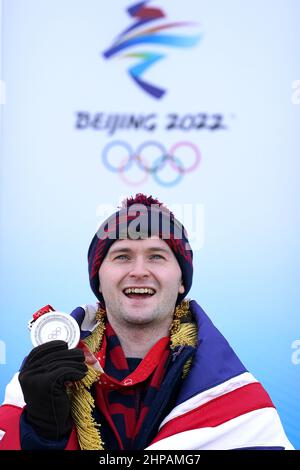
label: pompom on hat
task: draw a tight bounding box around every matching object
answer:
[88,194,193,305]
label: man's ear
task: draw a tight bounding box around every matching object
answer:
[178,282,185,294]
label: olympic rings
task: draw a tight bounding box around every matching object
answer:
[101,140,201,187]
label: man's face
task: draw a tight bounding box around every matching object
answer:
[98,237,185,330]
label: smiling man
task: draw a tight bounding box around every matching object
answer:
[98,237,185,358]
[0,194,294,450]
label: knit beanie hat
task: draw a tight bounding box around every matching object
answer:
[88,194,193,305]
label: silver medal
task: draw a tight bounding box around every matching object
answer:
[30,311,80,349]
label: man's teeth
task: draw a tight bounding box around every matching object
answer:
[124,288,155,295]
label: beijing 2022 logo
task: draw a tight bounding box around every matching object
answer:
[103,1,202,99]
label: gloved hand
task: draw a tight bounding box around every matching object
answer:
[19,340,88,440]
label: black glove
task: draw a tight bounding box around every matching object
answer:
[19,340,88,441]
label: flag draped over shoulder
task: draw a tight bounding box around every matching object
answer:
[0,300,294,450]
[146,300,293,450]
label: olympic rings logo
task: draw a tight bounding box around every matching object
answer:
[101,140,201,187]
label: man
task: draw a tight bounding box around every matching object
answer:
[0,194,294,450]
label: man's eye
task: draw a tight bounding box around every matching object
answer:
[114,255,129,260]
[150,254,164,260]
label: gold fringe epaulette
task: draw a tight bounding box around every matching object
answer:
[170,299,198,378]
[69,306,106,450]
[70,365,103,450]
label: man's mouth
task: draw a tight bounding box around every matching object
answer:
[123,287,156,299]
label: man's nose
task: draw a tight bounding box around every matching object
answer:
[128,257,150,278]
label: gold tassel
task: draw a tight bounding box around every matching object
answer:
[83,305,106,353]
[170,300,198,378]
[70,366,103,450]
[69,306,106,450]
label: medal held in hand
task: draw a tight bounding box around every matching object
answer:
[28,305,80,349]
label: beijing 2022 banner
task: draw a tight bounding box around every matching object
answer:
[0,0,299,448]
